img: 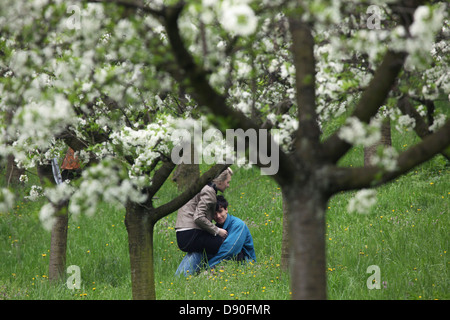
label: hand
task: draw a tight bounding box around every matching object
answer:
[218,228,228,239]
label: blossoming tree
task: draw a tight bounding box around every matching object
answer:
[1,0,449,300]
[0,0,229,299]
[123,0,448,299]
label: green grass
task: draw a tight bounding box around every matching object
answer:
[1,125,449,300]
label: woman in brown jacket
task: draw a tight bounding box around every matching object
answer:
[175,167,233,255]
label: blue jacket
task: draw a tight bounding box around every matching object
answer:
[206,214,256,267]
[175,214,256,276]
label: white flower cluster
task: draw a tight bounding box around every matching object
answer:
[0,188,15,213]
[10,94,76,152]
[39,203,56,231]
[338,117,382,147]
[395,114,416,132]
[111,115,177,176]
[69,158,148,218]
[25,185,43,202]
[429,113,447,133]
[200,0,258,37]
[369,146,398,172]
[348,189,377,214]
[37,181,74,230]
[405,4,447,69]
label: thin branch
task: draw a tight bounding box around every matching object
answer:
[84,0,164,16]
[398,95,450,161]
[145,159,176,198]
[329,120,450,192]
[322,50,407,164]
[321,0,426,164]
[161,3,296,185]
[153,164,229,221]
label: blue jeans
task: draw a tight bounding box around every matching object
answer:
[175,252,204,277]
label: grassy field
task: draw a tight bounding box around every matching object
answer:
[1,128,449,300]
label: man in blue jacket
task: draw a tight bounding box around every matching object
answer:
[175,195,256,276]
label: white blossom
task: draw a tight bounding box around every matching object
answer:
[0,188,15,213]
[395,115,416,132]
[429,113,447,133]
[39,203,56,231]
[220,2,258,36]
[338,117,382,147]
[25,185,43,201]
[370,146,398,172]
[348,189,377,214]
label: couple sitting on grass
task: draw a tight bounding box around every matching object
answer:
[174,168,256,276]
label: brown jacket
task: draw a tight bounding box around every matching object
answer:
[175,184,219,236]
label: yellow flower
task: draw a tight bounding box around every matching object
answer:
[41,253,47,257]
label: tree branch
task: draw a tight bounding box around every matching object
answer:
[329,120,450,192]
[145,159,176,198]
[288,16,321,161]
[84,0,164,16]
[321,0,426,164]
[322,50,407,163]
[161,3,296,185]
[153,163,229,221]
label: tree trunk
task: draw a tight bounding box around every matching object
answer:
[48,205,69,282]
[364,119,391,167]
[285,185,328,300]
[37,163,69,282]
[280,187,290,272]
[172,143,199,192]
[6,154,25,186]
[125,201,156,300]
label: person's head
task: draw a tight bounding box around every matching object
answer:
[213,167,233,192]
[214,195,228,225]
